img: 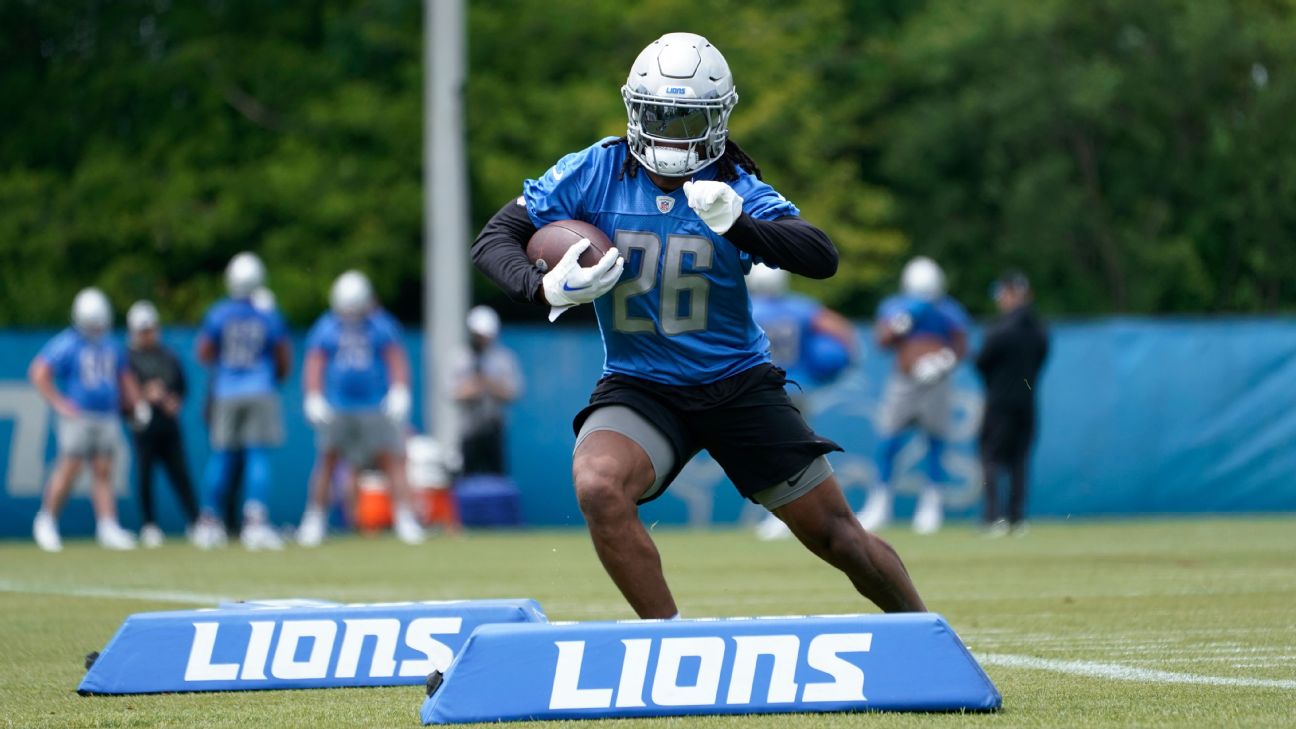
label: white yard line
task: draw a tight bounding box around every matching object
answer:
[0,579,226,605]
[978,652,1296,689]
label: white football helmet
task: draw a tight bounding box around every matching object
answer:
[746,264,790,297]
[901,256,946,301]
[622,32,738,177]
[226,252,266,299]
[466,305,500,339]
[330,270,373,318]
[126,300,159,333]
[72,287,112,336]
[251,286,277,312]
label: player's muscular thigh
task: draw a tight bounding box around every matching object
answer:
[572,430,655,517]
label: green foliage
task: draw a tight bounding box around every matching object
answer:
[2,0,1294,324]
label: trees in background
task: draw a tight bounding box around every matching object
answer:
[1,0,1293,324]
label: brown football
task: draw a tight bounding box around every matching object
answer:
[526,220,614,273]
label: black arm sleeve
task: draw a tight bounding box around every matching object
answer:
[722,213,839,279]
[471,199,544,304]
[170,349,188,399]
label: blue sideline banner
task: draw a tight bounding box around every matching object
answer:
[79,598,546,694]
[3,318,1296,537]
[419,613,1000,723]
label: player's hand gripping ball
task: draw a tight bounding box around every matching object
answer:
[528,220,623,321]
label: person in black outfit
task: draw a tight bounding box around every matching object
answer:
[975,271,1049,535]
[126,301,199,547]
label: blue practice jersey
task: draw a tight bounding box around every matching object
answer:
[751,293,820,382]
[523,138,799,385]
[305,309,402,411]
[36,329,125,414]
[877,294,971,345]
[199,298,288,400]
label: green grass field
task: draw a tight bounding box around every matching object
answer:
[2,517,1293,728]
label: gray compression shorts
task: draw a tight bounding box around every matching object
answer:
[57,414,121,459]
[316,410,404,467]
[209,394,284,449]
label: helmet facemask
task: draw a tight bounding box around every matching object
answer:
[622,87,736,177]
[621,33,738,178]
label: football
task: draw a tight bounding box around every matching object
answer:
[526,220,614,272]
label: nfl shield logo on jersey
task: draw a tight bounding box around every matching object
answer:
[656,196,675,214]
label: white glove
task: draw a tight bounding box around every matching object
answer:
[682,180,744,234]
[304,392,333,427]
[912,348,957,385]
[888,312,914,336]
[542,240,624,322]
[132,401,152,430]
[383,383,411,423]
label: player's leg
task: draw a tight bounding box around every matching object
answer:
[239,395,284,550]
[573,406,678,619]
[91,448,135,550]
[859,374,911,530]
[377,449,424,545]
[912,380,954,535]
[772,470,926,612]
[300,413,342,547]
[34,448,83,551]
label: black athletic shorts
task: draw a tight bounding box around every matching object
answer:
[572,364,842,504]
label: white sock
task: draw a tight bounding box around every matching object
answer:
[96,517,119,533]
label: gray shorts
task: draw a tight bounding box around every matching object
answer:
[878,373,952,438]
[57,414,121,459]
[574,405,834,511]
[316,410,404,466]
[210,395,283,449]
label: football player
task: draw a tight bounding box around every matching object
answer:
[472,33,926,617]
[856,256,970,534]
[746,264,860,541]
[298,271,423,546]
[29,288,147,551]
[194,252,292,550]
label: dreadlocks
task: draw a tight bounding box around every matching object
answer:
[601,136,764,183]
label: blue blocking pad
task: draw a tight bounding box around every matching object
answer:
[79,599,546,695]
[420,612,1000,724]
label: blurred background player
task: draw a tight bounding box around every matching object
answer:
[193,252,292,550]
[298,270,423,546]
[976,270,1050,535]
[857,256,970,535]
[747,264,859,540]
[29,288,146,551]
[450,305,522,476]
[125,300,199,547]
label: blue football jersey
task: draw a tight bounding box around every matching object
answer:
[877,294,971,345]
[523,138,799,385]
[750,293,820,381]
[199,298,288,400]
[36,328,125,413]
[305,309,401,411]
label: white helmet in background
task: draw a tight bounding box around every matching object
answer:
[330,270,373,318]
[746,264,790,297]
[901,256,946,302]
[466,305,500,339]
[126,300,159,333]
[622,32,738,177]
[225,252,266,299]
[251,286,277,313]
[72,287,112,336]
